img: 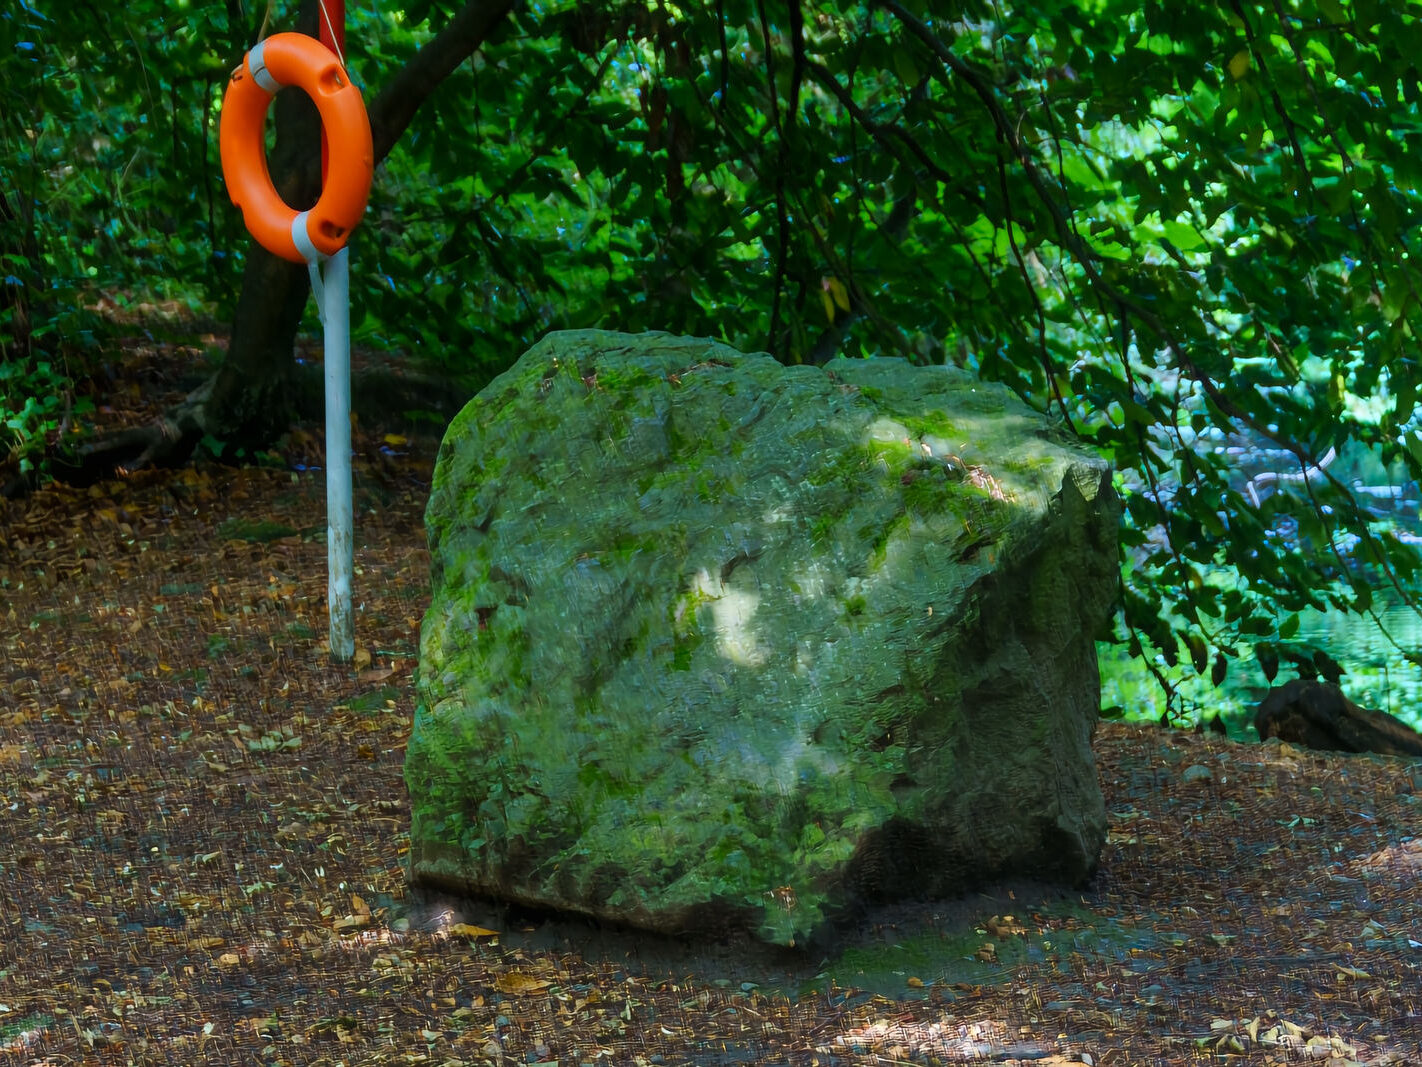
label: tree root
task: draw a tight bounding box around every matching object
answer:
[2,381,209,498]
[3,361,464,499]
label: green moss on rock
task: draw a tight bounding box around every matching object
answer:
[407,330,1119,946]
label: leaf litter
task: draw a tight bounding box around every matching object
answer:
[0,347,1419,1064]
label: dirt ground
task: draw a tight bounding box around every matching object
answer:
[0,342,1420,1065]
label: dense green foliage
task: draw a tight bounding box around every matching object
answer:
[0,0,249,469]
[6,0,1422,702]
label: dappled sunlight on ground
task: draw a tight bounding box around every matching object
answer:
[0,398,1419,1062]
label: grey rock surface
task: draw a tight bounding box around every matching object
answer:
[406,330,1119,945]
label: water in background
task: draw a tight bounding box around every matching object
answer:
[1102,432,1422,739]
[1097,601,1422,738]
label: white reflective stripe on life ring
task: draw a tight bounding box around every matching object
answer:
[247,39,283,93]
[291,210,324,262]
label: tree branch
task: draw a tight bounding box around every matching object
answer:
[787,0,806,122]
[995,151,1074,430]
[804,61,983,212]
[367,0,522,165]
[754,0,790,355]
[879,0,1281,445]
[1227,0,1313,204]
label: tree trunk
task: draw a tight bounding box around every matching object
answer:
[195,1,326,457]
[0,185,40,360]
[68,0,519,479]
[1255,679,1422,758]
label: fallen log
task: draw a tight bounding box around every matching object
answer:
[1255,679,1422,758]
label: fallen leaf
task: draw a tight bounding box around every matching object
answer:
[449,923,499,939]
[986,914,1027,939]
[495,972,551,995]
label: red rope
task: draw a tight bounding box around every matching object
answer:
[315,0,347,181]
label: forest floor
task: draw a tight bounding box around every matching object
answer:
[0,336,1420,1066]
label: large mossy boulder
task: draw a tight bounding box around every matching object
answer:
[406,330,1119,946]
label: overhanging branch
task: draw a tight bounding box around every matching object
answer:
[881,0,1420,624]
[879,0,1268,438]
[367,0,521,165]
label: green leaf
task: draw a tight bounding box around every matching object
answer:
[1256,643,1280,684]
[893,48,920,86]
[1161,220,1204,250]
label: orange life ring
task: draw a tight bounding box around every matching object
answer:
[219,33,373,263]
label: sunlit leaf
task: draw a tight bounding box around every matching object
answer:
[449,923,499,939]
[495,972,552,995]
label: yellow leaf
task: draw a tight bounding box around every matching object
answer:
[986,914,1028,938]
[495,972,551,995]
[353,647,373,669]
[1228,50,1250,80]
[828,277,851,312]
[819,288,835,323]
[449,923,499,939]
[905,976,924,989]
[217,952,240,967]
[382,433,408,447]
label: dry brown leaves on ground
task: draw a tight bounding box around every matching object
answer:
[1,403,1420,1065]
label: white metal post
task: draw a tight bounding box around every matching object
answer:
[324,246,355,661]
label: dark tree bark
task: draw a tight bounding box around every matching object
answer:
[1255,679,1422,758]
[70,0,520,477]
[0,186,40,360]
